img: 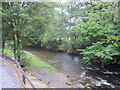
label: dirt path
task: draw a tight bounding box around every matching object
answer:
[0,57,22,88]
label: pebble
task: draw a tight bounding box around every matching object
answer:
[66,75,69,77]
[37,78,42,81]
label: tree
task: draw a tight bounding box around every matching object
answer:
[2,1,120,66]
[76,2,120,65]
[2,2,32,60]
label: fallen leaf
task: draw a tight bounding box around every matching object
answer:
[80,75,84,78]
[66,82,74,85]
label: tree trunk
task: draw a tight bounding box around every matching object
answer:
[16,32,20,62]
[2,40,5,57]
[13,32,17,59]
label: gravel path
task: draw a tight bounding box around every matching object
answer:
[0,57,22,88]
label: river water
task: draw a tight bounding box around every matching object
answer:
[23,47,120,88]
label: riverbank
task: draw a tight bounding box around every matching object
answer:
[1,48,120,88]
[0,49,73,88]
[27,67,72,88]
[24,45,81,55]
[1,49,55,72]
[23,46,120,68]
[22,47,120,88]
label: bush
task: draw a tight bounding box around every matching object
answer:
[19,57,31,67]
[77,41,120,66]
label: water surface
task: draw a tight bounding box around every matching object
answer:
[23,47,120,88]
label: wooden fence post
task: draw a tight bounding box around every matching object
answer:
[22,68,26,85]
[22,74,26,85]
[15,59,19,68]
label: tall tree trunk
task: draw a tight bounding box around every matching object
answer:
[2,40,5,57]
[16,32,20,62]
[13,32,17,59]
[11,22,17,59]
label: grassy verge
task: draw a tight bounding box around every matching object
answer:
[2,49,14,56]
[1,48,56,72]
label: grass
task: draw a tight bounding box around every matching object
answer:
[2,49,14,56]
[1,48,56,72]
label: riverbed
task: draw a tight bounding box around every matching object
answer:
[23,47,120,88]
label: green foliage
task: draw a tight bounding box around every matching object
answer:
[76,2,120,66]
[20,56,31,67]
[2,2,120,66]
[78,41,120,66]
[1,49,14,56]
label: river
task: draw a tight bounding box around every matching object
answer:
[23,47,120,88]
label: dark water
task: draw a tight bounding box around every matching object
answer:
[23,47,120,88]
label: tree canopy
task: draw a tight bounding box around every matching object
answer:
[2,1,120,66]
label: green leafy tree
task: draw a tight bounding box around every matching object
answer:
[77,2,120,66]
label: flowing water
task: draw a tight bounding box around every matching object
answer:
[23,47,120,88]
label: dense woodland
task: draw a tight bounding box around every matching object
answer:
[2,1,120,66]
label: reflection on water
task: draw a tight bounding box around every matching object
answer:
[23,47,120,88]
